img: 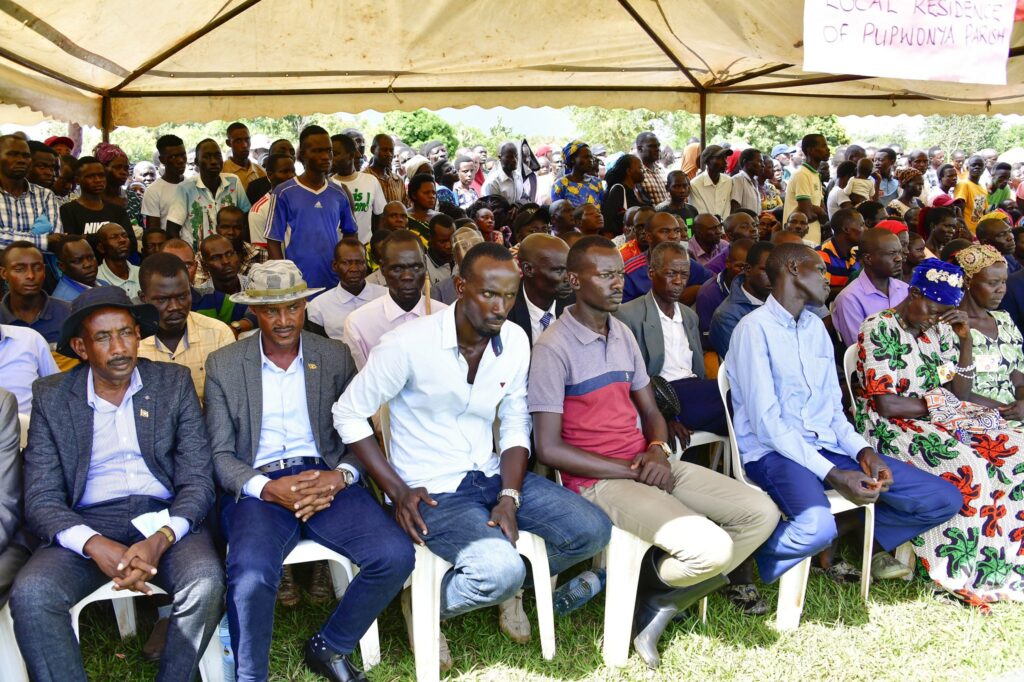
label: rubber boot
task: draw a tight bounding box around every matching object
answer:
[632,549,729,670]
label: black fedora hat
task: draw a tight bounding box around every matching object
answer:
[56,285,159,360]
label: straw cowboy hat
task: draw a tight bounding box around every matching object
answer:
[229,260,325,306]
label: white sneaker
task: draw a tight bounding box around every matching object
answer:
[497,590,532,644]
[400,587,453,671]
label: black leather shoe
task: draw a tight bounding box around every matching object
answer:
[303,637,367,682]
[632,549,729,670]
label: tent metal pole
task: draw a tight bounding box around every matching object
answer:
[699,91,707,151]
[101,96,111,143]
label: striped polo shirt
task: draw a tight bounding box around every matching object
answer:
[528,305,649,493]
[816,239,860,288]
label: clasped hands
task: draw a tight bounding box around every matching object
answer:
[262,469,347,522]
[84,532,173,596]
[825,448,893,506]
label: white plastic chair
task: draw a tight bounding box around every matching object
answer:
[685,430,732,476]
[717,363,875,631]
[376,407,555,681]
[69,583,224,682]
[0,601,29,682]
[551,470,707,668]
[18,414,28,450]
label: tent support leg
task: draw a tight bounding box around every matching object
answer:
[699,91,707,151]
[101,95,111,143]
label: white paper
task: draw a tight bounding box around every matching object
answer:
[803,0,1016,85]
[131,509,171,538]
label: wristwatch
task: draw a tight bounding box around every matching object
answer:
[648,440,672,458]
[498,488,522,510]
[335,466,355,485]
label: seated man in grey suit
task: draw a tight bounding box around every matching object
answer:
[615,241,727,439]
[10,286,224,682]
[0,387,28,607]
[204,260,413,682]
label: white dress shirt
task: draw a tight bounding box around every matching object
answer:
[480,166,525,204]
[524,290,557,346]
[689,172,733,218]
[342,293,448,369]
[306,281,387,340]
[56,368,188,557]
[240,337,360,499]
[658,302,695,382]
[333,304,532,494]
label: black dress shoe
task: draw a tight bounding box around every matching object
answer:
[304,637,367,682]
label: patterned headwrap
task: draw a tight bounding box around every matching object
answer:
[910,257,965,306]
[955,244,1006,279]
[894,167,922,186]
[561,140,588,172]
[93,142,127,165]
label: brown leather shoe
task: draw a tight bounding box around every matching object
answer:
[308,561,335,603]
[277,564,301,607]
[142,617,169,663]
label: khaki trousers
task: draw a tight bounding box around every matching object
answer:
[581,460,780,586]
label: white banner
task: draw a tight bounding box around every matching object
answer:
[803,0,1017,85]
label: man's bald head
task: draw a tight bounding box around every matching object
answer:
[724,211,758,241]
[647,211,680,232]
[976,217,1010,241]
[518,233,568,266]
[859,227,898,255]
[771,230,805,246]
[765,243,819,285]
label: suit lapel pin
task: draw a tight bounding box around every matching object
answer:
[307,362,318,370]
[140,409,150,418]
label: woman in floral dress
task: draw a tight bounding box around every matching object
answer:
[856,258,1024,611]
[955,245,1024,429]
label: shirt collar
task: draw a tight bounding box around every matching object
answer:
[1,292,57,323]
[440,303,504,357]
[86,366,143,410]
[524,289,557,318]
[688,237,720,259]
[383,292,427,322]
[562,305,617,345]
[801,162,820,175]
[153,314,195,353]
[656,301,681,323]
[763,294,814,329]
[257,333,304,374]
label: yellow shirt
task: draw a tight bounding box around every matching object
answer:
[954,180,987,234]
[137,312,235,402]
[223,157,266,191]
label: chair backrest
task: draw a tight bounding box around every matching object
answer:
[18,413,29,450]
[715,363,755,488]
[842,344,859,416]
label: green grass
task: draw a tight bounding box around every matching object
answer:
[79,563,1024,682]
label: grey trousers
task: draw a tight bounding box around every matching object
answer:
[10,496,224,682]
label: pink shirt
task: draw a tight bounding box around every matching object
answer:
[342,293,448,369]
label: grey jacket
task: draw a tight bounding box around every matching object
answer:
[24,359,215,543]
[0,388,22,554]
[203,331,363,497]
[614,291,706,380]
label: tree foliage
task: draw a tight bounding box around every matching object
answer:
[920,115,1003,154]
[706,115,849,151]
[376,109,459,157]
[568,107,700,154]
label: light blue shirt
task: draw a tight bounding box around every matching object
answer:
[726,295,869,480]
[0,324,59,414]
[242,336,358,499]
[56,368,189,557]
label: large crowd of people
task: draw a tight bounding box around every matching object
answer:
[1,120,1024,682]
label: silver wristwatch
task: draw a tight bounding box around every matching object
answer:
[335,466,355,485]
[498,488,521,509]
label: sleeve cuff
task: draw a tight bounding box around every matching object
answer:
[498,433,532,457]
[337,463,360,484]
[337,418,374,446]
[808,452,838,481]
[242,474,272,500]
[165,516,190,543]
[56,524,100,558]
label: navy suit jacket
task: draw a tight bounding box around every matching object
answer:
[24,358,215,544]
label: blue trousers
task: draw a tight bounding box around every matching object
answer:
[220,463,414,682]
[671,377,728,436]
[419,471,611,619]
[744,450,961,584]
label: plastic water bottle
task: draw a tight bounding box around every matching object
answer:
[553,569,606,616]
[218,614,235,682]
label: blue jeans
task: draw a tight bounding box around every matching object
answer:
[11,496,224,682]
[220,463,414,682]
[419,471,611,619]
[745,450,962,584]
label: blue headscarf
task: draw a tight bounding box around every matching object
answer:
[562,140,588,173]
[910,258,965,306]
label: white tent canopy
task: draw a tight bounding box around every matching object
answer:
[1,0,1023,130]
